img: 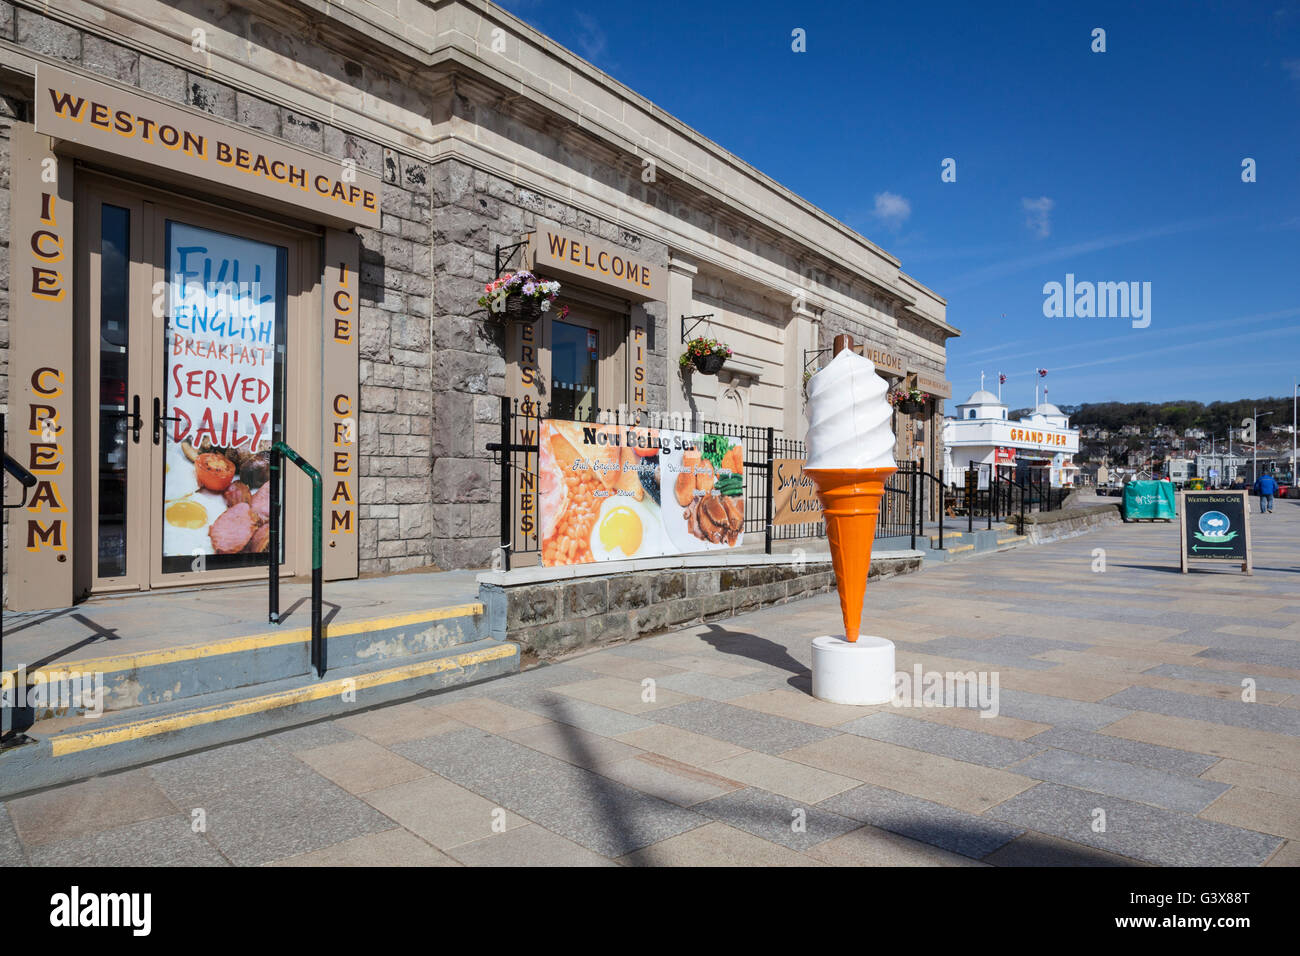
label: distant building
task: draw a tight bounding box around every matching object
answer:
[943,390,1080,487]
[1120,425,1142,437]
[1184,427,1206,439]
[1195,453,1247,487]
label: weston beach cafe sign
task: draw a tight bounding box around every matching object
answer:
[35,64,382,229]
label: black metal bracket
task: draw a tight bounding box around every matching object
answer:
[803,347,831,373]
[495,240,530,280]
[680,313,714,343]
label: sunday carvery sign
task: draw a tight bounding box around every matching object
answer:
[35,64,382,229]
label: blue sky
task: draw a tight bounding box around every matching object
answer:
[498,0,1300,407]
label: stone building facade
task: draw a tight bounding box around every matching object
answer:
[1,0,955,611]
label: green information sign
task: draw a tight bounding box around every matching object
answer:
[1123,481,1177,521]
[1180,490,1252,574]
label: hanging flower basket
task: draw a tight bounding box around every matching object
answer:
[693,352,727,375]
[478,271,561,324]
[680,335,732,375]
[504,295,542,324]
[889,385,930,415]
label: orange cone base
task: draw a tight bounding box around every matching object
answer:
[805,467,897,642]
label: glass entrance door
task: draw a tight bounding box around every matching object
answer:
[551,320,600,421]
[79,178,301,593]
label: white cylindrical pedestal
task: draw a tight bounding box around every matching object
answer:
[811,635,895,705]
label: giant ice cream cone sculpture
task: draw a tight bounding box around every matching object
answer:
[804,340,897,642]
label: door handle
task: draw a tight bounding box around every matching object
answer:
[153,397,183,446]
[105,395,144,443]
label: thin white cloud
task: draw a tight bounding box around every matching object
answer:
[574,12,608,63]
[1022,196,1054,239]
[872,191,912,229]
[1283,58,1300,83]
[960,306,1300,361]
[939,216,1225,293]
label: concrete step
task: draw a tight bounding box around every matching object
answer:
[9,601,488,717]
[0,637,519,798]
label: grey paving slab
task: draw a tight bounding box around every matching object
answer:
[994,689,1132,731]
[27,814,229,866]
[1146,663,1300,697]
[1102,687,1300,736]
[498,688,656,737]
[393,726,567,788]
[819,783,1023,859]
[606,644,688,662]
[1026,727,1219,776]
[1168,633,1300,669]
[0,805,27,866]
[693,786,860,851]
[148,738,321,807]
[648,699,838,755]
[840,712,1047,768]
[914,635,1091,671]
[264,720,359,753]
[654,671,772,701]
[195,773,395,867]
[986,783,1283,867]
[1011,749,1230,814]
[397,727,704,855]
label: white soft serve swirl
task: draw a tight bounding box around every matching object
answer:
[805,349,896,470]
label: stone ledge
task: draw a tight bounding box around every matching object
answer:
[479,550,924,660]
[1011,505,1123,544]
[475,549,920,587]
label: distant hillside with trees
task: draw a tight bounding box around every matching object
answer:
[1021,398,1295,437]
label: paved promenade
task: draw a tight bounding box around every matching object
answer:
[3,500,1297,866]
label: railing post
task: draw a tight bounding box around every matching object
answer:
[967,464,974,533]
[909,461,917,551]
[938,471,944,550]
[269,446,280,624]
[764,426,774,555]
[498,395,512,571]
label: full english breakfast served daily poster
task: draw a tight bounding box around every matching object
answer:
[161,223,283,568]
[538,421,745,566]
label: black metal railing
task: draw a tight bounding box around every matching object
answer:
[947,463,1071,532]
[485,398,921,568]
[268,442,325,678]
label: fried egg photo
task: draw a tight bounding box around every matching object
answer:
[589,495,661,561]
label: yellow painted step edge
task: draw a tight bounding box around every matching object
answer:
[997,536,1028,545]
[946,543,975,553]
[11,603,485,683]
[49,642,517,757]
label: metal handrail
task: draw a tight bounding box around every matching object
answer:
[268,441,325,678]
[911,463,947,550]
[2,413,39,743]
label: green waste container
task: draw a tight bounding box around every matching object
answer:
[1123,481,1177,521]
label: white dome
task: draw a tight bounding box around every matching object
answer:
[1035,402,1062,415]
[961,389,1003,406]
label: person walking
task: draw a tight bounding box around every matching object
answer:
[1253,473,1278,513]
